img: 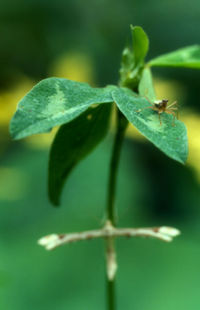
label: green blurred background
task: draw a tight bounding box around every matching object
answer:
[1,0,200,309]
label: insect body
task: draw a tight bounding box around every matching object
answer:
[137,98,178,125]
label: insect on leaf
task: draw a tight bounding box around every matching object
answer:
[112,88,188,164]
[48,103,112,206]
[148,45,200,69]
[10,78,115,140]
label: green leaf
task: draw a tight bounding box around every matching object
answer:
[112,88,188,163]
[139,67,156,102]
[148,45,200,68]
[10,78,115,140]
[131,25,149,66]
[48,103,112,206]
[119,47,135,85]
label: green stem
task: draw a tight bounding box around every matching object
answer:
[107,276,115,310]
[107,109,128,225]
[106,108,128,310]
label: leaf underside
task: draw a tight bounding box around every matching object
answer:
[48,103,112,206]
[112,88,188,164]
[10,77,115,140]
[138,67,156,102]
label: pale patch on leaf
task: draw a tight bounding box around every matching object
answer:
[10,78,115,140]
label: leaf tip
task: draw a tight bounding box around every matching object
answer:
[48,191,61,207]
[130,24,142,31]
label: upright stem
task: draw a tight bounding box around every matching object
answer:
[106,108,128,310]
[107,277,115,310]
[107,109,128,225]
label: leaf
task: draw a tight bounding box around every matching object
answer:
[119,47,135,85]
[131,25,149,66]
[112,88,188,163]
[10,78,115,140]
[148,45,200,68]
[139,67,156,102]
[48,103,112,206]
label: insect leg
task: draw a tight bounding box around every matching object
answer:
[169,107,179,119]
[144,96,153,105]
[158,112,162,125]
[136,106,154,112]
[165,110,177,126]
[167,101,177,108]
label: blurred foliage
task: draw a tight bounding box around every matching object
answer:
[0,0,200,309]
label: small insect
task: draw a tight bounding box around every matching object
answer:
[137,98,178,125]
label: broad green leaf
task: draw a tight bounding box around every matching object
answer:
[139,67,156,102]
[148,45,200,68]
[48,103,112,206]
[131,25,149,66]
[112,88,188,163]
[10,78,115,140]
